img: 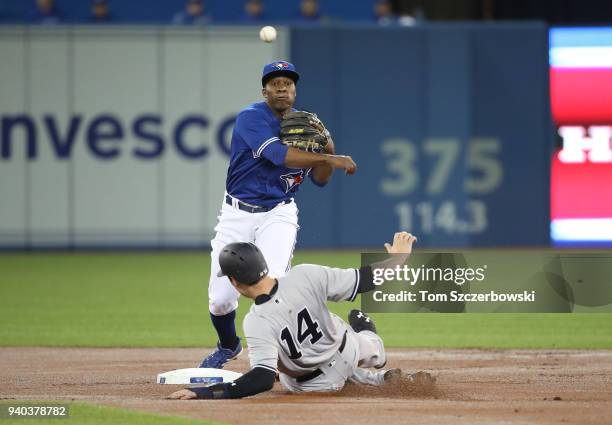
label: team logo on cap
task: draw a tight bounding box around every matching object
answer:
[274,62,289,70]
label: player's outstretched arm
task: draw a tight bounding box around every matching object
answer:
[352,232,418,297]
[167,366,276,400]
[317,232,419,304]
[284,147,357,175]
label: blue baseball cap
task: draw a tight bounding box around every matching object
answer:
[261,61,300,87]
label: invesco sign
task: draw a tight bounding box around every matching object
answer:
[0,113,236,160]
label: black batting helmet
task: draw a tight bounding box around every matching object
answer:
[216,242,269,285]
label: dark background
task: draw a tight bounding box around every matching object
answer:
[1,0,612,24]
[396,0,612,23]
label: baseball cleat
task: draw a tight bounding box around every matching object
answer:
[348,309,377,334]
[198,338,243,369]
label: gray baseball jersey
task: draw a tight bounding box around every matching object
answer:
[243,264,360,375]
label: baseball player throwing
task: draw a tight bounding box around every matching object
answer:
[171,232,432,399]
[199,60,357,369]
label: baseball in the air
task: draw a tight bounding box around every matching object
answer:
[259,26,277,43]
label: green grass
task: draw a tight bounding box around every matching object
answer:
[0,402,219,425]
[1,252,611,348]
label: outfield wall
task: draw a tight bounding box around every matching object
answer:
[293,23,552,248]
[0,26,288,248]
[0,24,552,249]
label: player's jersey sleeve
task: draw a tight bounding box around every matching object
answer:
[293,264,360,303]
[243,312,279,374]
[234,109,288,166]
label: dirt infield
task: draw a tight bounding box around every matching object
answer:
[1,347,611,425]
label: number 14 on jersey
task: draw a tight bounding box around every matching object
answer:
[280,308,323,360]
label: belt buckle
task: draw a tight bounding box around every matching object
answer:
[239,199,262,211]
[228,195,257,212]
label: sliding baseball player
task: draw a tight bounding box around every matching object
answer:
[171,232,433,399]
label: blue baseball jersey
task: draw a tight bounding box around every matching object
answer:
[226,101,324,208]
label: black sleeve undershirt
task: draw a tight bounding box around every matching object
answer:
[193,366,276,399]
[357,266,375,294]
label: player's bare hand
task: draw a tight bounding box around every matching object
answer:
[329,155,357,175]
[167,389,198,400]
[384,232,417,254]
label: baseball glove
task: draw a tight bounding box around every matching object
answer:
[280,111,330,153]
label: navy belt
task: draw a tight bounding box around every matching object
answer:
[296,332,347,383]
[225,195,291,213]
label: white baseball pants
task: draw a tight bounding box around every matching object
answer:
[279,326,388,393]
[208,195,299,315]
